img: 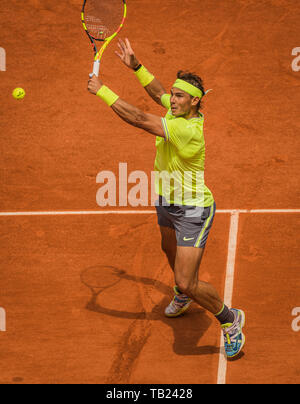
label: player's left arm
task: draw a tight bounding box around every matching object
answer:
[111,99,164,137]
[88,76,164,138]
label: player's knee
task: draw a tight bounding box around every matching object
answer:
[175,277,194,296]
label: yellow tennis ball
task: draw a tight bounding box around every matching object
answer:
[12,88,26,100]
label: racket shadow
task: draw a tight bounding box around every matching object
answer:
[80,265,219,357]
[80,264,171,319]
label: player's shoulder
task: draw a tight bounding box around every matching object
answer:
[183,112,204,130]
[186,112,204,132]
[163,113,204,134]
[189,112,204,124]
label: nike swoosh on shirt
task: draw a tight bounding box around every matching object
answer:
[183,237,195,241]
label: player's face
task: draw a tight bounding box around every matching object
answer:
[170,88,194,117]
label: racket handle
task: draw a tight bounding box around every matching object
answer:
[89,60,100,78]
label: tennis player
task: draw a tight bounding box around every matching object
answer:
[87,38,245,358]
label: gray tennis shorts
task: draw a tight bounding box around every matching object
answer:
[155,196,216,248]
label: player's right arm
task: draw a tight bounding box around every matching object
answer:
[116,38,166,106]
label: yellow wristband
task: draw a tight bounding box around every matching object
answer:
[96,86,119,107]
[134,65,155,87]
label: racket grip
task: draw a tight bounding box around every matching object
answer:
[89,60,100,78]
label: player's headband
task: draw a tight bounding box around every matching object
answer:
[172,79,204,99]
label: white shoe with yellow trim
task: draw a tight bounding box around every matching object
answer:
[164,286,193,318]
[221,308,246,358]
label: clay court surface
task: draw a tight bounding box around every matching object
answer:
[0,0,300,384]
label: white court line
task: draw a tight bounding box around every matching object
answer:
[214,208,300,384]
[0,210,157,216]
[0,209,299,216]
[216,211,240,385]
[249,209,300,213]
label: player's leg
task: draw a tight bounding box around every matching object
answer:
[174,245,224,315]
[174,246,245,358]
[159,225,193,317]
[159,225,177,272]
[159,226,193,318]
[155,196,178,271]
[169,202,223,314]
[171,202,245,357]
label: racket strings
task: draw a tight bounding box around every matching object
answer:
[85,0,124,40]
[85,16,108,40]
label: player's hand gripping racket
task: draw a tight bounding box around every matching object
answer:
[81,0,127,77]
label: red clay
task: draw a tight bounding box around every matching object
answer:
[0,0,299,384]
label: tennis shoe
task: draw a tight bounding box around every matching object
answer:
[164,286,193,318]
[221,308,246,358]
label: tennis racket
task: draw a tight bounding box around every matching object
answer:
[81,0,127,78]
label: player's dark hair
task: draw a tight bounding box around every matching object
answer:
[177,70,205,110]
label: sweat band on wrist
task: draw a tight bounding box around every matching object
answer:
[134,63,142,72]
[96,86,120,107]
[134,65,155,87]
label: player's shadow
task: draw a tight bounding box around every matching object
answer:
[81,266,220,356]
